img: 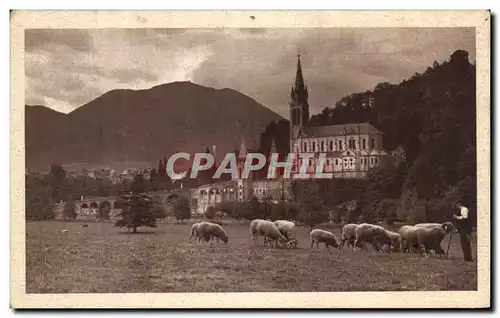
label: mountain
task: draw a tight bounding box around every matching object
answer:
[25,81,284,171]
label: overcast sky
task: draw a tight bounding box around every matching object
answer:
[25,28,475,117]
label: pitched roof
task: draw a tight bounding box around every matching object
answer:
[302,122,383,138]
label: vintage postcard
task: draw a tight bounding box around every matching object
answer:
[11,10,490,308]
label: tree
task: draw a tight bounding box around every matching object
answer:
[49,164,66,183]
[295,181,329,229]
[157,159,165,182]
[130,174,147,193]
[153,204,167,220]
[149,168,158,190]
[287,204,299,221]
[173,196,191,223]
[26,174,53,221]
[376,199,399,225]
[250,196,262,219]
[204,206,217,219]
[217,201,252,221]
[26,190,54,221]
[270,200,288,221]
[296,202,330,230]
[114,176,158,233]
[49,164,67,203]
[63,196,77,220]
[99,202,111,220]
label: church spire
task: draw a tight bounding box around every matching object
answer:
[237,139,247,161]
[289,52,310,154]
[294,53,306,92]
[270,137,277,155]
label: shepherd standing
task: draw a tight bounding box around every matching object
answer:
[453,201,473,262]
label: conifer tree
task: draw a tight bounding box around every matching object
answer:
[63,195,77,219]
[173,195,191,224]
[114,175,157,233]
[157,159,165,182]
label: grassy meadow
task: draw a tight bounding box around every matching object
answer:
[26,220,477,293]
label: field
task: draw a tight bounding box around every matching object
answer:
[26,220,477,293]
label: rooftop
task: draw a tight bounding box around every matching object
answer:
[302,122,383,138]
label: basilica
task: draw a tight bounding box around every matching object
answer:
[187,55,404,215]
[288,54,393,179]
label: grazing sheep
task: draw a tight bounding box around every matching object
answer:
[380,230,402,252]
[339,223,360,249]
[188,222,202,242]
[82,224,89,228]
[415,222,458,233]
[309,229,340,251]
[273,220,299,249]
[354,223,393,252]
[197,222,228,243]
[415,223,455,257]
[399,225,420,253]
[61,229,68,233]
[250,219,288,248]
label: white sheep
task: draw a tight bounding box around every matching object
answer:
[188,222,202,242]
[383,230,402,252]
[339,223,359,249]
[196,222,228,244]
[415,222,458,233]
[273,220,299,249]
[414,223,455,257]
[399,225,419,253]
[309,229,340,251]
[354,223,393,252]
[250,219,288,248]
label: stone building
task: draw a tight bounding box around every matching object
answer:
[189,138,292,215]
[289,54,391,179]
[72,195,122,221]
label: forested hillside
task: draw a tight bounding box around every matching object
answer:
[258,50,476,223]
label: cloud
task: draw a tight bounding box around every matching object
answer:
[25,29,95,52]
[25,28,475,116]
[110,68,159,84]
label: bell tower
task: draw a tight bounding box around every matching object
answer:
[289,53,310,152]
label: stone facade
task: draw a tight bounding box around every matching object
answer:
[289,54,390,179]
[73,196,121,221]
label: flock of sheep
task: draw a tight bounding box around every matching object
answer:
[188,219,459,258]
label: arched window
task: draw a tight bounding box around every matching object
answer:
[321,141,326,152]
[338,140,343,151]
[370,138,375,149]
[362,138,366,149]
[312,141,316,152]
[349,139,355,150]
[302,141,307,152]
[329,140,334,151]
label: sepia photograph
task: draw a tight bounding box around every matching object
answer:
[10,10,490,308]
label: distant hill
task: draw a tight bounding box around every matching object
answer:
[25,81,284,171]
